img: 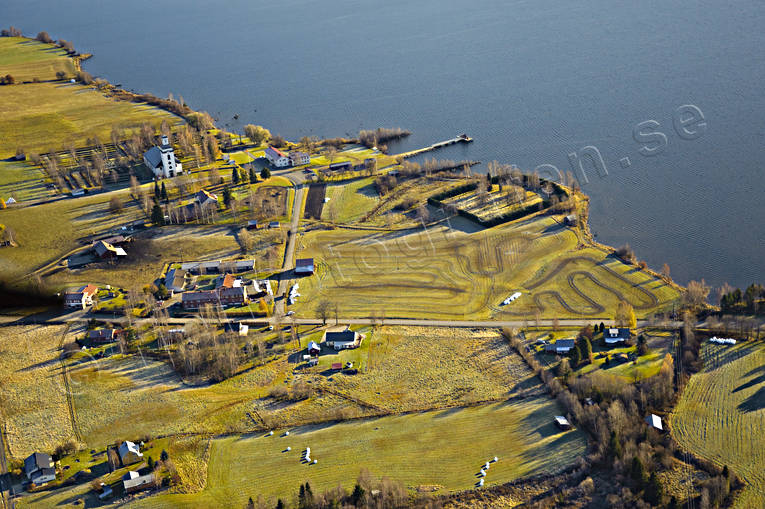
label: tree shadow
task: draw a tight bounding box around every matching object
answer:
[737,386,765,413]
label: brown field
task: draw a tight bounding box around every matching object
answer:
[0,325,75,458]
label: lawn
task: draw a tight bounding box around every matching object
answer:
[291,214,680,320]
[0,82,183,158]
[0,37,76,82]
[132,399,587,508]
[671,341,765,508]
[321,177,379,223]
[0,159,51,202]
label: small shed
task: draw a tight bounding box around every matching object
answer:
[331,362,343,370]
[645,414,663,431]
[307,341,321,355]
[554,416,572,430]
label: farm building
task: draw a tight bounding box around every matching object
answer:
[265,146,291,167]
[87,328,116,343]
[216,273,238,289]
[164,268,187,293]
[307,341,321,355]
[545,339,575,354]
[93,240,127,260]
[234,259,255,272]
[182,290,218,310]
[64,284,98,309]
[554,416,572,430]
[645,414,663,431]
[605,328,631,344]
[564,214,578,226]
[269,221,280,228]
[289,151,310,165]
[246,220,259,230]
[218,286,248,306]
[122,472,155,494]
[143,135,182,179]
[295,258,315,275]
[118,441,143,465]
[195,189,218,207]
[324,330,360,350]
[329,161,352,172]
[24,452,55,485]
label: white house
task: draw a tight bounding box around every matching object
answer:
[64,284,98,309]
[24,452,56,485]
[289,151,310,166]
[605,328,631,345]
[324,330,360,350]
[118,440,144,465]
[265,146,291,168]
[144,135,183,179]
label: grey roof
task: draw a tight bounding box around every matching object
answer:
[24,452,53,474]
[123,472,155,491]
[555,339,576,348]
[88,329,115,340]
[143,146,162,169]
[295,258,314,272]
[326,331,356,343]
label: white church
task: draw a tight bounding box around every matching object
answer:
[143,135,183,179]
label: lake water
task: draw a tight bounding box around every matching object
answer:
[3,0,764,290]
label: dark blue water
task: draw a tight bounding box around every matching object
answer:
[3,0,764,290]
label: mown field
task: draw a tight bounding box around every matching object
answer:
[0,37,76,82]
[671,341,765,508]
[0,82,182,158]
[321,177,379,223]
[0,325,75,458]
[0,159,51,202]
[292,214,679,320]
[133,399,586,508]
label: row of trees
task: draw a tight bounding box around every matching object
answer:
[244,469,409,509]
[720,283,765,315]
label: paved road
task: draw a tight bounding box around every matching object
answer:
[274,184,306,317]
[1,312,681,331]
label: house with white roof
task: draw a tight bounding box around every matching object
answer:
[118,440,143,465]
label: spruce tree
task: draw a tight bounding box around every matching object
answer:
[261,167,271,180]
[160,182,168,201]
[151,203,164,225]
[232,166,239,186]
[276,500,285,509]
[581,336,592,363]
[223,187,232,208]
[644,472,664,505]
[249,166,257,183]
[154,180,160,199]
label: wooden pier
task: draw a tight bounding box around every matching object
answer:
[396,134,473,159]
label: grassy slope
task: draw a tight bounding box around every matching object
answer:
[322,177,379,223]
[0,325,75,458]
[671,342,765,508]
[292,215,680,320]
[0,82,182,157]
[0,159,50,202]
[0,189,144,279]
[0,37,75,82]
[133,400,586,508]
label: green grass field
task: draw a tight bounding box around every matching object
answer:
[0,159,51,202]
[0,82,182,157]
[0,37,76,82]
[292,215,680,320]
[0,189,146,279]
[671,342,765,508]
[132,399,586,508]
[322,177,379,223]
